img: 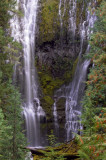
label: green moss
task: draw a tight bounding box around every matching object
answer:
[38,0,70,45]
[63,57,78,84]
[38,70,64,116]
[39,0,60,44]
[63,71,72,84]
[44,96,54,106]
[71,57,78,76]
[56,97,66,110]
[39,72,64,96]
[38,0,88,45]
[76,1,87,30]
[33,139,79,160]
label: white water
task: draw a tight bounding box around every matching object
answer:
[59,0,62,28]
[65,1,97,141]
[65,60,90,140]
[10,0,45,147]
[69,0,77,40]
[53,100,59,131]
[59,0,66,28]
[59,0,66,43]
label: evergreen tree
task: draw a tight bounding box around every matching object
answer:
[0,79,26,160]
[0,108,12,159]
[0,0,26,159]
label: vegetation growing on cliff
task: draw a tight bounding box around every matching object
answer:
[38,0,70,45]
[77,0,106,159]
[38,0,60,44]
[36,56,78,117]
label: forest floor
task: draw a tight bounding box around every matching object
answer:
[28,139,79,160]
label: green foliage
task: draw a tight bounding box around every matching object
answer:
[39,71,64,116]
[0,0,15,28]
[0,0,23,29]
[39,72,64,96]
[78,1,106,159]
[76,1,87,28]
[77,109,106,160]
[43,96,54,106]
[41,131,66,160]
[0,0,26,159]
[48,130,57,147]
[0,80,26,160]
[39,0,60,44]
[0,108,12,159]
[39,0,69,45]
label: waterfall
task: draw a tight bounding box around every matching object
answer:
[10,0,97,146]
[69,0,77,40]
[59,0,66,44]
[59,0,66,28]
[65,1,96,141]
[65,60,90,140]
[59,0,62,28]
[53,1,97,141]
[53,99,59,132]
[10,0,45,147]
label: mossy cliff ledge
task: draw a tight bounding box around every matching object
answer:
[35,0,89,133]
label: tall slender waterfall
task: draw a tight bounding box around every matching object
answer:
[10,0,45,147]
[59,0,66,26]
[69,0,77,40]
[65,1,96,141]
[53,99,59,132]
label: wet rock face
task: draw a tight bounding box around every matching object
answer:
[34,0,92,143]
[35,0,83,65]
[35,0,88,81]
[35,41,80,68]
[56,97,66,123]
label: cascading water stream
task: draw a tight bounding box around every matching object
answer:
[59,0,66,44]
[69,0,77,40]
[59,0,66,28]
[53,1,97,141]
[59,0,62,28]
[65,1,97,141]
[10,0,45,147]
[65,60,90,140]
[53,99,59,132]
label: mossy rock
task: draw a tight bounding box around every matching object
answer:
[76,1,87,29]
[38,0,70,46]
[38,0,60,45]
[56,97,66,123]
[32,139,79,160]
[36,56,78,119]
[71,57,78,76]
[63,70,73,84]
[40,97,52,116]
[43,96,54,106]
[56,97,66,110]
